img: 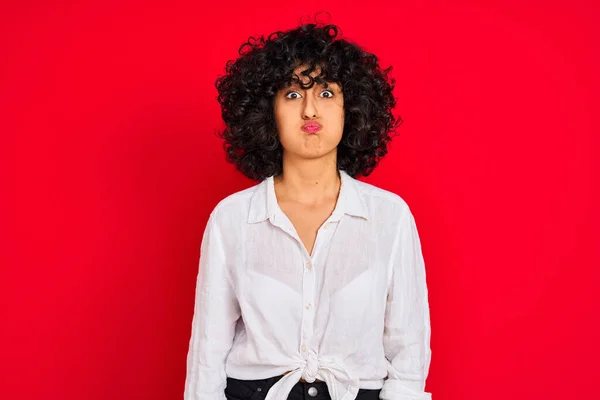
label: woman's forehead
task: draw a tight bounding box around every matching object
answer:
[288,65,339,86]
[287,79,339,88]
[292,64,322,76]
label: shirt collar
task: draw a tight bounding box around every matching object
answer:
[247,170,369,224]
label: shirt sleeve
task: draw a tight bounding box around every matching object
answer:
[381,208,433,400]
[184,209,241,400]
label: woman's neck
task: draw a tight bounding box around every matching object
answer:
[274,156,341,206]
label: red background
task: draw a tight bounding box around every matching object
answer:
[2,1,599,399]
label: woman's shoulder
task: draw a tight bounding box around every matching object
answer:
[352,177,411,215]
[208,180,264,222]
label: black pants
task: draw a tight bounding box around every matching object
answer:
[225,375,381,400]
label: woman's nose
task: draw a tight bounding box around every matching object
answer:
[302,96,318,119]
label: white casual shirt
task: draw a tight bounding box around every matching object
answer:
[184,170,432,400]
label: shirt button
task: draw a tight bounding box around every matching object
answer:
[305,262,312,270]
[305,303,312,310]
[308,387,318,397]
[302,344,307,352]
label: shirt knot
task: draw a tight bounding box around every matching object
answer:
[302,352,319,383]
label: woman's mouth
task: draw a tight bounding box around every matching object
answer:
[301,122,322,134]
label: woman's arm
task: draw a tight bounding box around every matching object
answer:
[381,208,433,400]
[184,209,241,400]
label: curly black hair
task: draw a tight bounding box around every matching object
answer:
[215,18,401,181]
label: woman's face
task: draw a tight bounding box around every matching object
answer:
[273,65,344,162]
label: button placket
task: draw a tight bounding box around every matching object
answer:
[301,255,316,359]
[298,217,340,361]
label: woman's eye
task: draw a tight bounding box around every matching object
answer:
[285,91,302,99]
[320,90,334,98]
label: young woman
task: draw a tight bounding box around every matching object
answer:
[184,19,432,400]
